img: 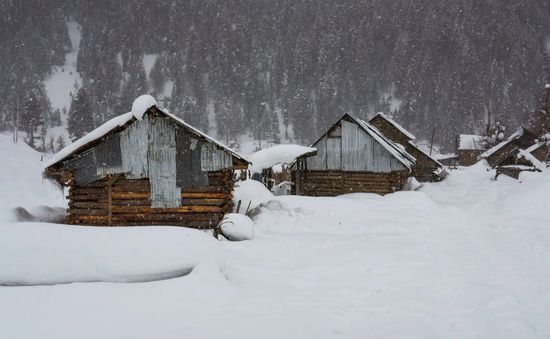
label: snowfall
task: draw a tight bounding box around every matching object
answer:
[1,133,550,339]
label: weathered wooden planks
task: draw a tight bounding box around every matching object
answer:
[298,170,407,196]
[66,170,234,228]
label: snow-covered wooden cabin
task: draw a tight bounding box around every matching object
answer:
[494,140,549,179]
[455,134,488,166]
[369,113,446,182]
[480,127,538,168]
[248,144,317,191]
[292,113,416,196]
[44,96,249,228]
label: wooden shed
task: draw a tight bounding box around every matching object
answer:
[494,141,548,179]
[480,127,538,168]
[44,102,249,228]
[369,113,446,182]
[291,113,416,196]
[455,134,488,166]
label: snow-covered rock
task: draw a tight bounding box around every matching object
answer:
[219,213,254,241]
[232,179,274,211]
[131,94,158,120]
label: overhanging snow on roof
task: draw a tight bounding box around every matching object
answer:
[45,101,250,169]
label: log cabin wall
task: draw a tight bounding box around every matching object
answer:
[297,170,408,196]
[67,170,233,228]
[457,150,482,166]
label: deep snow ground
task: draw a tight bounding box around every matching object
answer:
[1,136,549,338]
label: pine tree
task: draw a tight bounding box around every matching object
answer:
[68,88,94,141]
[56,135,66,151]
[527,85,550,137]
[20,92,44,149]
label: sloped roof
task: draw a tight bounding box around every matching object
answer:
[372,112,416,140]
[346,114,416,169]
[524,141,549,154]
[480,129,524,158]
[369,112,444,171]
[45,105,250,169]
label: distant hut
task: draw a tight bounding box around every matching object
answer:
[44,97,249,228]
[494,140,549,179]
[480,127,538,168]
[291,113,415,196]
[369,113,447,182]
[248,144,317,192]
[455,134,488,166]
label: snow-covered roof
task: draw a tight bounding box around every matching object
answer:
[457,134,487,151]
[480,129,523,158]
[248,144,317,173]
[372,112,416,140]
[45,112,135,168]
[517,149,546,171]
[524,141,548,154]
[408,140,445,170]
[347,115,416,169]
[434,153,457,160]
[46,98,249,168]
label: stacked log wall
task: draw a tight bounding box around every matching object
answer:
[67,170,233,228]
[298,170,408,196]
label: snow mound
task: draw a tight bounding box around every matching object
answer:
[248,144,316,173]
[131,94,158,120]
[233,179,274,211]
[0,223,217,286]
[0,134,65,222]
[219,213,254,241]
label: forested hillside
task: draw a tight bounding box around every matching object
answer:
[1,0,550,151]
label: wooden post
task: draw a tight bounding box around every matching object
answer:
[107,176,113,226]
[106,174,121,226]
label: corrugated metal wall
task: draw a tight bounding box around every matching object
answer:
[306,120,406,173]
[201,143,232,171]
[64,148,101,185]
[176,127,208,189]
[148,117,181,208]
[120,116,149,179]
[96,133,123,176]
[341,120,405,172]
[327,138,341,169]
[65,114,237,208]
[307,137,328,170]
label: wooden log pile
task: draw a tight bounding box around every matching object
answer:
[300,170,408,196]
[67,170,234,228]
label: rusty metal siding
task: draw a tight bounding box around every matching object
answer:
[326,138,341,169]
[148,117,181,208]
[120,117,149,179]
[307,137,327,170]
[96,133,123,176]
[176,127,208,189]
[64,148,101,185]
[200,143,232,172]
[341,120,406,172]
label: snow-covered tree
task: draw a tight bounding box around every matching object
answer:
[68,88,94,141]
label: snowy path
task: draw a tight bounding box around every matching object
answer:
[1,166,550,338]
